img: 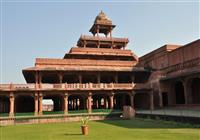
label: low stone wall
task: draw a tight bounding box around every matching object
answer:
[0,113,122,126]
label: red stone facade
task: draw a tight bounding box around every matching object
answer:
[0,11,199,117]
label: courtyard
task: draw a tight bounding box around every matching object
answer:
[0,118,199,140]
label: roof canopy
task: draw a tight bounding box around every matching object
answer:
[89,11,116,36]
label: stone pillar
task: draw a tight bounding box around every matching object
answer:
[109,93,114,109]
[97,42,100,48]
[130,93,134,108]
[88,92,92,113]
[64,93,68,115]
[9,92,15,117]
[97,25,99,37]
[131,75,135,83]
[158,91,163,108]
[58,72,63,83]
[183,82,188,104]
[35,71,39,84]
[35,71,39,89]
[104,97,108,109]
[83,40,86,48]
[78,74,82,84]
[114,74,118,83]
[97,73,100,83]
[39,93,43,115]
[150,91,154,110]
[34,93,39,116]
[38,72,42,84]
[110,27,112,37]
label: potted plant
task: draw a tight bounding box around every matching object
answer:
[81,116,89,135]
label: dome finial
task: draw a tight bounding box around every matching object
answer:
[94,10,111,23]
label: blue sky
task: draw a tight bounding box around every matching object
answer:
[0,1,199,83]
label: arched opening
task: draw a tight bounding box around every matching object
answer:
[92,94,110,109]
[15,95,34,113]
[68,94,85,111]
[134,93,149,109]
[0,96,10,114]
[174,81,185,104]
[191,78,200,104]
[43,94,64,113]
[114,93,131,110]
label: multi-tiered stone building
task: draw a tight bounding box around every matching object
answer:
[0,11,150,117]
[0,11,199,118]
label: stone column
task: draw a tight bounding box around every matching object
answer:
[38,72,42,84]
[35,71,39,84]
[131,75,135,83]
[39,93,43,115]
[109,93,114,109]
[34,93,39,116]
[64,93,68,115]
[183,82,188,105]
[97,25,99,37]
[97,42,100,48]
[58,72,63,83]
[9,92,15,117]
[114,74,118,83]
[83,40,86,48]
[130,93,134,108]
[97,73,101,83]
[104,97,107,109]
[150,91,154,110]
[78,74,82,84]
[110,27,112,37]
[158,91,163,108]
[88,92,92,113]
[35,71,39,89]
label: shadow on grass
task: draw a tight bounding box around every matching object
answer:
[64,133,82,136]
[97,118,199,129]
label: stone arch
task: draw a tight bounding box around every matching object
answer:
[174,81,185,104]
[15,95,34,113]
[191,78,200,104]
[0,95,10,113]
[114,92,131,110]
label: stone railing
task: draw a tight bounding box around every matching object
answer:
[80,35,129,43]
[164,57,200,74]
[0,83,150,91]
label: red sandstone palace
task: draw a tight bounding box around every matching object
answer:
[0,11,199,117]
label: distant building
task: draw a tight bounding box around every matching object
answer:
[43,104,53,112]
[0,11,199,117]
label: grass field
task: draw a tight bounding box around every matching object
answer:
[0,118,199,140]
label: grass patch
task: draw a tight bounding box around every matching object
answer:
[0,118,199,140]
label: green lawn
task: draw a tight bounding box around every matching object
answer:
[0,118,199,140]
